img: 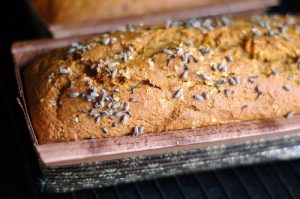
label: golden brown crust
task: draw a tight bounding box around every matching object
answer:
[32,0,219,24]
[24,15,300,144]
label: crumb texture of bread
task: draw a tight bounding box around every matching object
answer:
[24,15,300,143]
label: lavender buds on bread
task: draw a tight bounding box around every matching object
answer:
[24,15,300,143]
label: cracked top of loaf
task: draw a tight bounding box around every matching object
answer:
[24,15,300,144]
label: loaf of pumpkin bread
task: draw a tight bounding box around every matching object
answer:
[32,0,217,24]
[24,15,300,144]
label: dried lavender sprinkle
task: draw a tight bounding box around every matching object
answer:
[252,27,260,37]
[167,58,174,65]
[200,47,211,55]
[89,109,97,116]
[95,116,101,123]
[138,125,144,135]
[108,62,119,68]
[114,111,126,117]
[215,79,226,88]
[48,73,54,80]
[288,75,295,81]
[100,101,105,107]
[108,102,113,109]
[203,91,209,100]
[218,62,228,72]
[248,76,258,83]
[92,86,97,92]
[224,89,231,97]
[122,51,128,62]
[105,96,111,102]
[163,48,174,55]
[189,55,196,64]
[109,109,115,115]
[193,94,203,101]
[90,91,99,97]
[112,102,121,109]
[210,64,217,71]
[233,76,240,85]
[131,86,136,94]
[182,70,188,80]
[86,95,96,102]
[133,126,139,136]
[282,85,292,92]
[174,88,184,98]
[128,45,134,52]
[184,64,189,71]
[101,89,108,99]
[123,102,130,112]
[241,104,248,111]
[147,58,155,67]
[227,55,233,62]
[130,98,138,102]
[69,92,80,98]
[127,111,132,117]
[112,94,118,101]
[112,122,118,127]
[110,37,117,44]
[199,73,212,81]
[286,111,294,119]
[68,48,76,54]
[127,24,135,32]
[102,127,109,134]
[114,87,120,93]
[59,67,71,74]
[165,20,172,28]
[103,37,110,45]
[228,77,236,86]
[100,111,109,116]
[95,102,101,108]
[182,53,189,64]
[221,16,231,25]
[177,47,183,55]
[283,35,290,41]
[186,19,201,28]
[133,125,144,136]
[89,135,96,139]
[121,115,128,125]
[255,86,264,98]
[111,69,118,78]
[266,29,278,36]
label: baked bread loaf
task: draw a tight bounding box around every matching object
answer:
[24,15,300,144]
[32,0,219,24]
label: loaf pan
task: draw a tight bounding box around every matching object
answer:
[12,30,300,192]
